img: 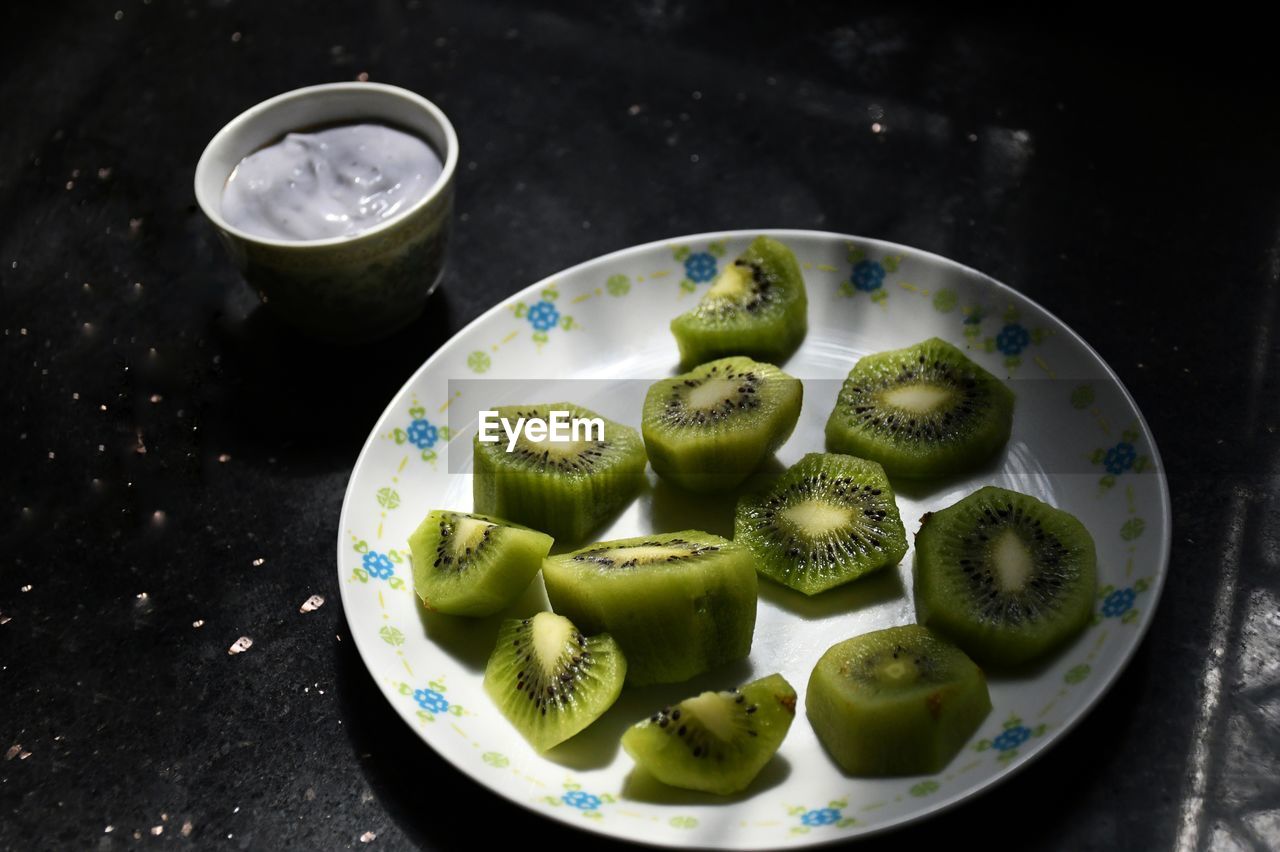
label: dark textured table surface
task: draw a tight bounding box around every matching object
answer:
[3,3,1278,850]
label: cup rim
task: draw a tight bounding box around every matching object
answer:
[193,81,458,250]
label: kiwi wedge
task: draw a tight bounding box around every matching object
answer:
[642,356,802,493]
[914,486,1097,667]
[735,453,908,595]
[483,611,626,751]
[807,624,992,776]
[622,673,796,795]
[824,337,1014,479]
[542,531,757,685]
[472,402,647,543]
[408,510,553,616]
[670,236,808,368]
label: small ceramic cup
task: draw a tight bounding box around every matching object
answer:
[194,82,458,343]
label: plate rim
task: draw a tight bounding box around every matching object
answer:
[336,228,1172,847]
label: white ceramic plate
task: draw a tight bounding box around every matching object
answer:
[337,230,1170,848]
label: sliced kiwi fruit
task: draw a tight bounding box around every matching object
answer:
[622,673,796,795]
[542,531,757,685]
[642,356,802,493]
[807,624,992,776]
[408,510,553,616]
[914,486,1097,667]
[472,401,647,543]
[824,337,1014,479]
[670,236,808,368]
[735,453,908,595]
[483,611,626,751]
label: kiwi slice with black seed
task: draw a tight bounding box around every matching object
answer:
[472,402,647,543]
[642,356,802,493]
[542,531,757,685]
[825,337,1014,479]
[914,486,1097,667]
[670,236,808,368]
[622,673,796,795]
[483,611,626,751]
[408,510,553,616]
[806,624,992,776]
[735,453,908,595]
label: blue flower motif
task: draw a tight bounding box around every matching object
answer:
[992,725,1032,752]
[407,418,438,450]
[684,252,717,283]
[1102,587,1136,618]
[527,300,560,332]
[413,688,449,714]
[996,323,1032,356]
[1104,442,1137,475]
[362,551,394,580]
[562,790,601,811]
[851,260,886,292]
[801,808,841,827]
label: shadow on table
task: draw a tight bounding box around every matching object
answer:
[205,287,455,475]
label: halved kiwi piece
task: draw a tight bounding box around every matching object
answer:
[807,624,992,776]
[914,486,1097,667]
[735,453,908,595]
[472,402,647,543]
[483,611,626,751]
[670,236,808,368]
[622,673,796,795]
[408,510,553,616]
[642,356,802,493]
[542,531,757,685]
[824,337,1014,479]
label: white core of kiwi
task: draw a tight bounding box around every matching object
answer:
[449,516,493,552]
[707,264,752,300]
[687,377,743,410]
[781,500,855,537]
[531,612,575,676]
[881,383,953,414]
[992,529,1034,593]
[683,692,737,741]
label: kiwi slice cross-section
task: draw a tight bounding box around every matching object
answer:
[735,452,908,595]
[824,337,1014,479]
[408,510,554,616]
[806,624,992,776]
[542,531,757,685]
[642,356,802,493]
[670,236,808,368]
[472,402,647,543]
[914,486,1098,667]
[483,611,626,752]
[622,673,796,795]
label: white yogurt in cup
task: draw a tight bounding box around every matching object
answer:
[194,83,458,343]
[221,124,445,242]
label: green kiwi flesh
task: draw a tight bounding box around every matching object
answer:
[483,611,626,751]
[824,337,1014,478]
[409,510,553,616]
[806,624,992,776]
[670,236,808,368]
[735,453,908,595]
[914,486,1098,667]
[472,401,646,543]
[621,673,796,795]
[542,531,757,685]
[642,356,802,493]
